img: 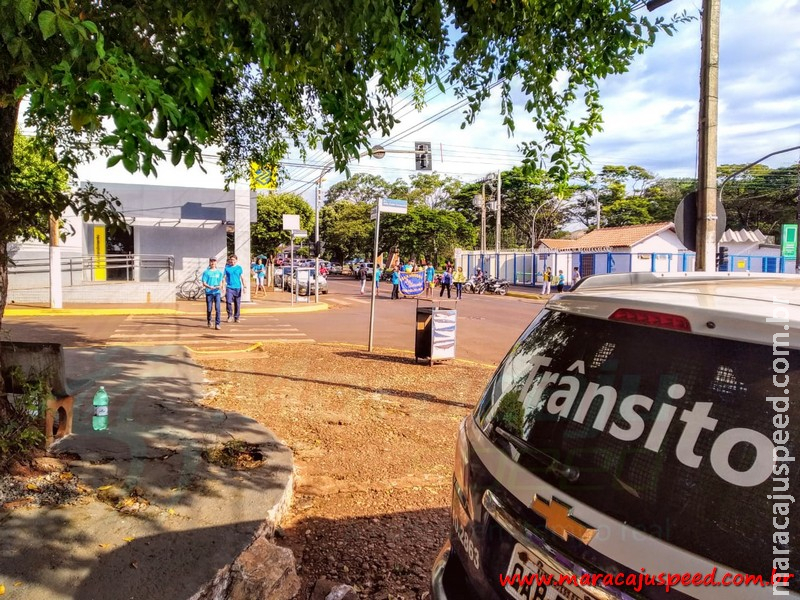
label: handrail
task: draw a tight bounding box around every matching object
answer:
[9,253,175,283]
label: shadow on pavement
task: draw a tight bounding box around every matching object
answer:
[2,513,266,600]
[201,361,473,410]
[0,344,293,600]
[1,317,107,348]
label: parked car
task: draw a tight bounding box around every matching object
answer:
[432,272,800,600]
[352,262,374,279]
[345,259,365,274]
[285,270,328,295]
[273,266,293,289]
[330,263,343,274]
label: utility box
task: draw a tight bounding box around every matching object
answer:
[415,299,457,365]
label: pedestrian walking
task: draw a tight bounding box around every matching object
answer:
[556,269,565,293]
[224,254,247,322]
[541,267,552,294]
[358,263,367,294]
[202,257,224,329]
[252,258,266,296]
[374,264,382,296]
[571,266,581,289]
[439,266,452,298]
[391,268,400,299]
[453,266,466,299]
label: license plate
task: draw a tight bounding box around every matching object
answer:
[503,543,584,600]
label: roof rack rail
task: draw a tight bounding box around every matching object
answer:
[572,271,796,291]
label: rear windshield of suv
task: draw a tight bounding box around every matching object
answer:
[475,308,798,588]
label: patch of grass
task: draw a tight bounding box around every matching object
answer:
[201,439,266,470]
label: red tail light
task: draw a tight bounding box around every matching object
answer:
[609,308,692,332]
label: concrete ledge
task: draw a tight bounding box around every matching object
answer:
[4,303,329,317]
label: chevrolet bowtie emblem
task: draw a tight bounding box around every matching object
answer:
[531,495,597,545]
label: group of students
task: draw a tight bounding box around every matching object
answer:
[356,260,467,300]
[200,255,248,329]
[541,266,581,294]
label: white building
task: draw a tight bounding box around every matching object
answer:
[718,228,788,272]
[8,182,255,304]
[536,222,693,277]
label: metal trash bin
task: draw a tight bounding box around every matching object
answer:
[415,299,457,365]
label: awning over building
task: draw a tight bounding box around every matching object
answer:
[126,217,223,228]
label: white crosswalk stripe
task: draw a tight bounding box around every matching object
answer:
[106,315,313,349]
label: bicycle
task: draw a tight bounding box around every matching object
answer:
[176,271,205,300]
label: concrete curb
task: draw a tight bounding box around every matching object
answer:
[507,290,547,300]
[4,303,329,317]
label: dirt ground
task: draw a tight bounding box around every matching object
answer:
[197,343,496,599]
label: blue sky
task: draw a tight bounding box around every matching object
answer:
[78,0,800,203]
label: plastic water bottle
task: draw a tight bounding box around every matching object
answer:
[92,386,109,431]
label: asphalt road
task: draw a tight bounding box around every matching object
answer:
[2,276,546,365]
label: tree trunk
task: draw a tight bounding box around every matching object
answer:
[0,77,22,420]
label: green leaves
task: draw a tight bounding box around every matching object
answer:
[16,0,35,23]
[37,10,56,39]
[7,0,688,219]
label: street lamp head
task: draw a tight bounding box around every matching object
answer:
[645,0,673,11]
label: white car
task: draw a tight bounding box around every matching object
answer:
[433,272,800,600]
[285,270,328,295]
[352,262,374,279]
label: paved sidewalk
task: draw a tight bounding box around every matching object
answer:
[4,288,328,317]
[0,345,294,600]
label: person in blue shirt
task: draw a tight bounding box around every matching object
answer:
[201,257,224,329]
[252,258,266,296]
[223,254,247,323]
[391,268,400,299]
[374,264,382,297]
[425,263,435,298]
[556,269,566,293]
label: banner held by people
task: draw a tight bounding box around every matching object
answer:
[398,271,425,296]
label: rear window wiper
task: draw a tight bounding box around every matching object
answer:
[493,425,580,482]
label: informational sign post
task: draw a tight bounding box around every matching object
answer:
[368,198,409,352]
[431,309,457,360]
[414,299,457,364]
[781,224,798,259]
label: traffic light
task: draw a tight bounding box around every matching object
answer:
[716,245,729,271]
[415,142,432,171]
[313,240,325,257]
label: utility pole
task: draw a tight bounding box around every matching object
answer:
[495,171,502,253]
[794,160,800,275]
[314,184,321,303]
[695,0,720,271]
[595,197,601,230]
[481,182,487,259]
